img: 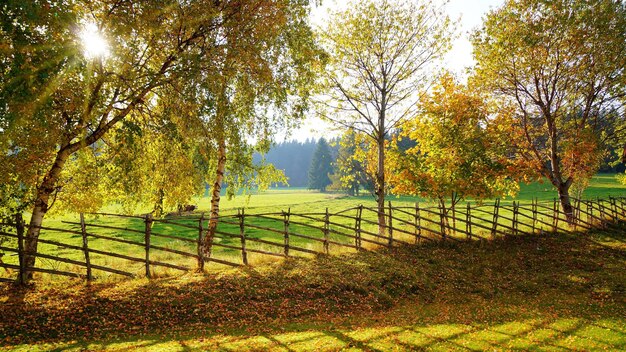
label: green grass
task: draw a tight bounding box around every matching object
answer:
[2,174,626,281]
[1,223,625,351]
[195,173,626,212]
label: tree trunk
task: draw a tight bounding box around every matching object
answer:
[376,135,386,237]
[202,138,226,259]
[545,116,574,224]
[557,182,574,223]
[153,188,165,218]
[24,148,71,282]
[438,197,449,237]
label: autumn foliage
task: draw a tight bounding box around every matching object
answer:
[389,75,519,206]
[471,0,626,220]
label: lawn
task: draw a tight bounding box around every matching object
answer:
[1,222,624,351]
[192,173,626,213]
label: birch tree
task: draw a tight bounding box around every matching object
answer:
[198,0,323,257]
[0,0,317,281]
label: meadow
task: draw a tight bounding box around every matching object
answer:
[194,173,626,213]
[1,174,626,281]
[1,175,625,351]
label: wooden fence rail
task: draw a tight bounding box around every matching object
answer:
[0,196,624,284]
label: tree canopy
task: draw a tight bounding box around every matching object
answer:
[390,74,518,207]
[0,0,321,281]
[317,0,454,234]
[328,129,372,196]
[472,0,626,220]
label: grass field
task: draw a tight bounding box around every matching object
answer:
[1,174,626,281]
[1,222,625,351]
[186,173,626,213]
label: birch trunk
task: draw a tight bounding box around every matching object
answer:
[201,138,226,259]
[23,147,72,282]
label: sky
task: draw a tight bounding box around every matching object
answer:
[283,0,505,142]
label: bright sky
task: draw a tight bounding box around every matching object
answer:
[283,0,505,142]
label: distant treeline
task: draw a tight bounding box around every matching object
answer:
[254,138,623,189]
[254,139,338,188]
[599,148,626,173]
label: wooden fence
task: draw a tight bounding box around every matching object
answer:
[0,196,624,284]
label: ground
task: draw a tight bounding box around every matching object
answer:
[1,221,624,351]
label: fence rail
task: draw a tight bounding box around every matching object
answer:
[1,196,625,284]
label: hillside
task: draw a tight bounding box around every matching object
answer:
[1,224,624,351]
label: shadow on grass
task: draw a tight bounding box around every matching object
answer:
[1,223,625,350]
[22,313,626,351]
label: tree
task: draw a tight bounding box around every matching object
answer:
[317,0,453,235]
[329,129,364,196]
[308,138,333,192]
[329,129,378,196]
[102,112,207,218]
[390,74,518,216]
[199,0,323,256]
[472,0,626,222]
[0,0,315,281]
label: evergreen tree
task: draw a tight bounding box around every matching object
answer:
[308,138,333,192]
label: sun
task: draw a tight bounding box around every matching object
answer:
[79,22,109,59]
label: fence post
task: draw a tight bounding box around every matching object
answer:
[438,201,446,241]
[612,196,626,219]
[323,208,330,254]
[618,197,624,218]
[552,198,558,233]
[491,199,500,238]
[451,201,457,236]
[388,201,393,248]
[144,213,153,278]
[15,213,25,285]
[572,199,579,231]
[79,213,92,281]
[597,197,606,226]
[354,205,362,250]
[239,209,248,265]
[577,198,582,227]
[610,197,618,221]
[598,197,611,224]
[283,208,290,257]
[532,198,538,234]
[512,201,519,236]
[415,203,421,244]
[466,202,472,241]
[197,213,205,271]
